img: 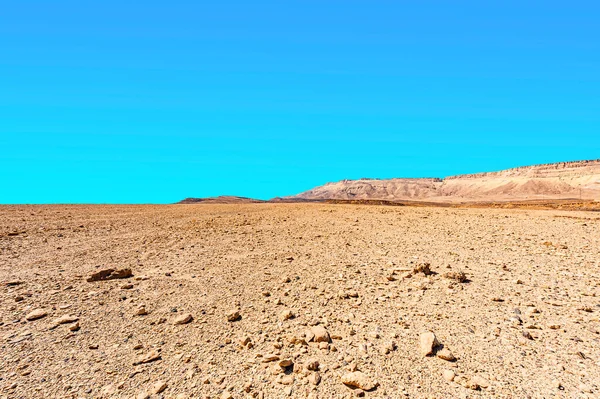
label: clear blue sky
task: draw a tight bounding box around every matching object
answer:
[1,1,599,203]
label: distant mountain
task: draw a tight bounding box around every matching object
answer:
[177,196,265,204]
[287,159,600,203]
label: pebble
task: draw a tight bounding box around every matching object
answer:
[25,309,47,321]
[311,325,330,343]
[174,313,193,325]
[305,358,319,371]
[227,310,241,322]
[436,347,455,361]
[135,306,148,316]
[341,371,378,391]
[419,332,439,356]
[86,268,133,282]
[470,375,490,389]
[52,315,79,325]
[151,380,167,394]
[443,370,456,382]
[279,309,294,321]
[133,350,161,365]
[308,372,321,385]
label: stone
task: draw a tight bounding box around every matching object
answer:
[53,315,78,325]
[279,309,294,321]
[262,354,280,363]
[305,358,319,371]
[133,350,161,365]
[413,263,432,275]
[227,310,241,322]
[135,306,148,316]
[69,322,80,331]
[174,313,193,325]
[443,271,467,282]
[25,309,47,321]
[308,372,321,385]
[419,332,439,356]
[443,370,456,382]
[151,380,167,394]
[436,347,455,361]
[121,283,134,289]
[86,268,133,282]
[470,375,490,388]
[278,359,293,368]
[279,375,294,385]
[341,371,377,391]
[311,325,330,343]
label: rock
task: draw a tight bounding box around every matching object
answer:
[221,391,233,399]
[305,358,319,371]
[470,375,490,388]
[382,341,396,354]
[133,350,161,365]
[279,309,294,321]
[227,310,241,322]
[86,268,133,282]
[308,372,321,385]
[151,380,167,394]
[25,309,47,321]
[341,371,378,391]
[279,375,294,385]
[174,313,193,325]
[413,263,432,275]
[278,359,293,368]
[121,283,134,289]
[52,315,78,325]
[135,306,148,316]
[69,322,80,331]
[311,325,330,343]
[262,354,280,363]
[419,332,439,356]
[443,370,456,382]
[136,392,150,399]
[443,271,467,282]
[436,347,455,361]
[522,331,534,340]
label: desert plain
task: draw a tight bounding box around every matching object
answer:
[1,203,599,398]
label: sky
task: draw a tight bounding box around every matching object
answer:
[1,1,599,203]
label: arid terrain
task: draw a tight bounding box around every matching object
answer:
[1,204,599,398]
[288,160,600,203]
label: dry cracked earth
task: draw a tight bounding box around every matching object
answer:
[1,204,599,399]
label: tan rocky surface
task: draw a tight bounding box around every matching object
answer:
[1,203,599,398]
[289,159,600,203]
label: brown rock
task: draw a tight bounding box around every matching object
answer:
[341,371,377,391]
[419,332,439,356]
[151,380,167,394]
[436,347,455,361]
[133,350,161,365]
[227,310,241,322]
[308,372,321,385]
[25,309,47,321]
[86,268,133,282]
[173,313,193,325]
[311,325,330,343]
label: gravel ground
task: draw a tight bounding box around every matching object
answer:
[1,204,599,399]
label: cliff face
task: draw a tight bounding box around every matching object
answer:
[290,160,600,202]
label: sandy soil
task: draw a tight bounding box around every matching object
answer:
[1,204,599,399]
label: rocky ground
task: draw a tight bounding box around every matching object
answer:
[1,204,599,399]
